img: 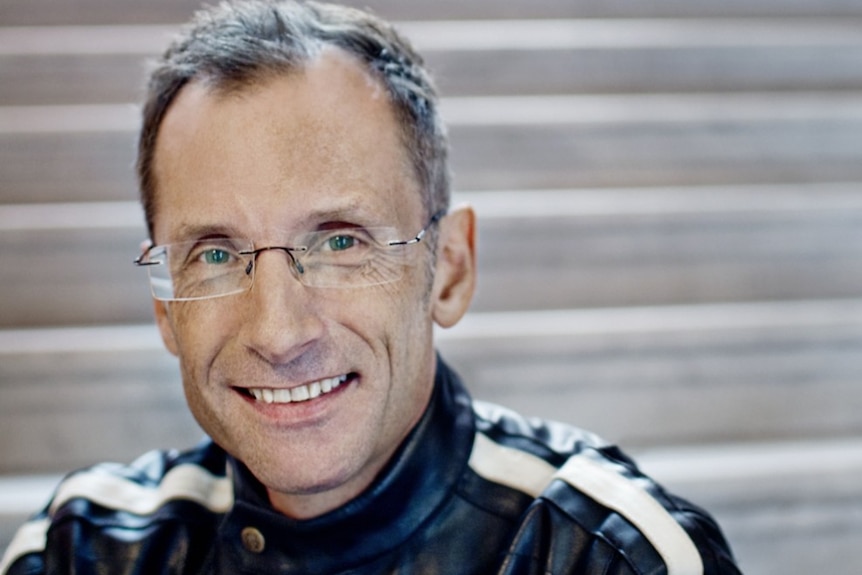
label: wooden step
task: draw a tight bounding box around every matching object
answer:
[2,0,862,26]
[464,184,862,312]
[1,220,151,327]
[437,298,862,449]
[443,91,862,190]
[422,18,862,96]
[637,438,862,575]
[4,20,862,105]
[3,185,862,326]
[3,93,862,203]
[2,298,861,473]
[0,327,197,473]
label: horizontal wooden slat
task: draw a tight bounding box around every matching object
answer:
[8,20,862,57]
[0,130,137,204]
[2,0,862,26]
[4,20,862,105]
[1,226,153,326]
[437,299,862,448]
[3,93,862,204]
[638,438,862,575]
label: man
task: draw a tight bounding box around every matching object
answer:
[2,1,742,573]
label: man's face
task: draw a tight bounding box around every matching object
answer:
[150,49,443,518]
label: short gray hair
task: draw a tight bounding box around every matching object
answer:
[137,0,450,239]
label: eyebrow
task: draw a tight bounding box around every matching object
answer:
[165,223,241,244]
[302,201,381,228]
[162,201,384,243]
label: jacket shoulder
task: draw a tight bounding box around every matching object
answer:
[0,440,231,575]
[469,401,741,575]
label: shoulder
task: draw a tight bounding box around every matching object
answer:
[468,400,608,495]
[468,401,741,575]
[0,440,232,575]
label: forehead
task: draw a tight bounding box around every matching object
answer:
[151,48,421,241]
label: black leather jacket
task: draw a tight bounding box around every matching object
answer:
[1,358,741,574]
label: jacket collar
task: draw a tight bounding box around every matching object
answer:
[218,357,475,572]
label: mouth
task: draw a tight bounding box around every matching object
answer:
[240,373,355,405]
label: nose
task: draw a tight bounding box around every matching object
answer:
[239,249,324,365]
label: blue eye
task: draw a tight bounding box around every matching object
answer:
[327,235,355,251]
[204,249,231,264]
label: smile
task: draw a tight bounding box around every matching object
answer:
[247,374,349,404]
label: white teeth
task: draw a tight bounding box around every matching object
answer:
[290,386,309,402]
[248,374,348,405]
[308,381,321,399]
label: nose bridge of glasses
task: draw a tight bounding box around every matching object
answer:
[242,245,307,277]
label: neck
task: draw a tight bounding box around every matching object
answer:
[265,449,391,519]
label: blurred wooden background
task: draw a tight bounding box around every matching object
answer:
[2,1,862,573]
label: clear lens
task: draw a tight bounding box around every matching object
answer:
[144,239,255,301]
[139,227,415,300]
[296,227,409,288]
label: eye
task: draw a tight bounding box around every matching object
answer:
[182,240,244,269]
[203,248,232,265]
[326,234,356,252]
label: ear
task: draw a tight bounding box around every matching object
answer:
[431,205,477,328]
[153,299,180,357]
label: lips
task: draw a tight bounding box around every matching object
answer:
[245,374,350,404]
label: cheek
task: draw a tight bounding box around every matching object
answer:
[168,302,235,368]
[376,277,436,369]
[354,275,432,339]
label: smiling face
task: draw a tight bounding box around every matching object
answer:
[149,48,474,519]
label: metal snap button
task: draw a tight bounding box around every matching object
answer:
[240,526,265,554]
